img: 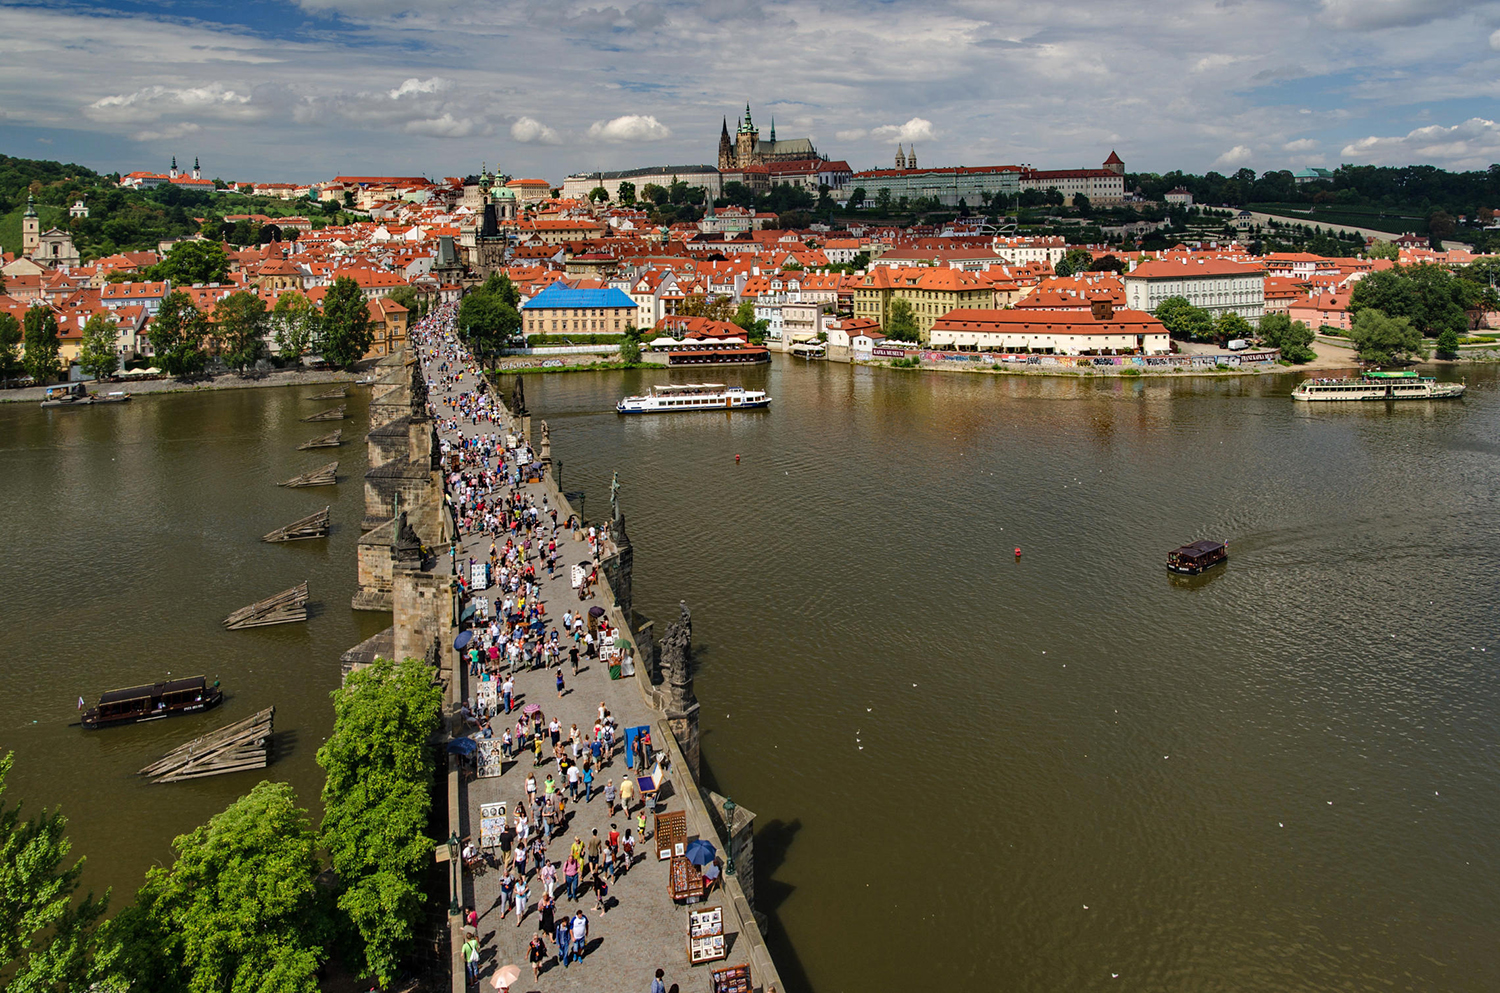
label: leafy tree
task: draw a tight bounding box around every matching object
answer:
[731,300,770,344]
[619,338,641,364]
[1366,240,1398,260]
[0,312,22,385]
[100,781,325,993]
[148,291,210,378]
[1089,254,1126,274]
[78,312,120,381]
[616,181,636,205]
[22,306,62,385]
[0,752,109,992]
[272,292,317,363]
[1436,327,1461,358]
[846,187,866,211]
[641,183,668,206]
[1072,193,1091,213]
[885,298,919,340]
[383,284,421,317]
[152,241,229,286]
[213,291,268,373]
[318,277,373,369]
[1257,313,1315,362]
[587,186,609,204]
[1348,265,1475,337]
[318,658,442,987]
[1427,210,1456,244]
[1215,311,1253,344]
[677,294,734,321]
[1349,308,1424,364]
[1152,296,1214,341]
[480,271,521,309]
[1054,248,1093,277]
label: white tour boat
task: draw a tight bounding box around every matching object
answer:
[1291,370,1465,401]
[616,383,771,414]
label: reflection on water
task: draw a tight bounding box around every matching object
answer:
[522,358,1500,993]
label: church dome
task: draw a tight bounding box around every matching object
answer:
[491,185,516,200]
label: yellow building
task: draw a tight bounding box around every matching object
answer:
[852,267,995,342]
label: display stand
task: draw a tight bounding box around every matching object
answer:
[688,906,726,964]
[710,963,752,993]
[476,739,505,778]
[655,810,687,861]
[478,802,507,851]
[669,855,704,903]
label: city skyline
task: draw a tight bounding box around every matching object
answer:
[1,0,1498,183]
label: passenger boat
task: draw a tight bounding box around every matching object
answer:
[616,383,771,414]
[1291,370,1464,401]
[81,676,223,729]
[1167,540,1228,575]
[40,384,131,408]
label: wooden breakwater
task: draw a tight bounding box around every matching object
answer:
[224,581,308,629]
[279,461,338,488]
[263,507,330,542]
[139,708,274,783]
[298,429,343,449]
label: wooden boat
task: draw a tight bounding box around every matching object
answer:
[81,676,223,729]
[1167,540,1228,575]
[40,384,132,408]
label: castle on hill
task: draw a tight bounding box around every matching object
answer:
[717,105,819,171]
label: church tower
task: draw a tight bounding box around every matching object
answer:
[192,156,201,180]
[22,193,39,257]
[908,145,917,170]
[718,117,734,171]
[895,144,906,169]
[735,104,758,171]
[169,156,179,179]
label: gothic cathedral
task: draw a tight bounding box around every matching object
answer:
[717,105,818,171]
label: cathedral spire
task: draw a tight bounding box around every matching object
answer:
[721,116,729,137]
[770,117,776,142]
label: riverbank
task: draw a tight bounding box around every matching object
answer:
[0,366,359,403]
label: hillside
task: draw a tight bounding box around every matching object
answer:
[0,202,69,256]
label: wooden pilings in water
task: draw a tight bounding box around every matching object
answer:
[298,429,342,450]
[307,387,347,400]
[302,404,347,422]
[139,708,274,783]
[224,581,308,629]
[263,506,330,542]
[278,461,338,488]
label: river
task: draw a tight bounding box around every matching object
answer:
[3,362,1499,992]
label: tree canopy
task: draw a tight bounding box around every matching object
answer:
[1349,308,1424,364]
[150,241,230,286]
[78,312,120,381]
[1152,296,1214,342]
[213,291,268,373]
[272,292,317,363]
[318,277,373,369]
[1257,313,1315,363]
[885,298,919,340]
[1347,264,1477,337]
[21,306,62,385]
[317,657,442,987]
[148,291,210,378]
[0,311,23,385]
[458,275,521,364]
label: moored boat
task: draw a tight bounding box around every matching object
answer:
[1167,540,1227,575]
[617,383,771,414]
[1291,370,1464,401]
[40,384,131,407]
[81,676,223,729]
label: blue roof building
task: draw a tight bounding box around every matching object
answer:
[520,282,639,337]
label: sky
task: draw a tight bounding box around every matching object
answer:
[1,0,1499,185]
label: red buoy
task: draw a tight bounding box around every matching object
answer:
[1014,548,1022,557]
[735,454,741,463]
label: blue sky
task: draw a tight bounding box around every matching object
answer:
[1,0,1499,184]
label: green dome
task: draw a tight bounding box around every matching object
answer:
[491,185,516,200]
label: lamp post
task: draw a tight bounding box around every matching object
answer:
[447,831,461,915]
[722,797,737,876]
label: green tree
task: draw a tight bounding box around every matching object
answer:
[458,289,521,366]
[1435,327,1461,358]
[619,338,641,364]
[318,658,442,987]
[152,241,229,285]
[0,311,26,385]
[148,291,210,378]
[1350,308,1424,364]
[1054,248,1093,277]
[480,271,521,309]
[641,183,668,206]
[885,298,919,340]
[101,781,325,993]
[22,306,62,385]
[587,186,609,203]
[1152,296,1214,341]
[1257,313,1315,362]
[845,187,866,211]
[1427,210,1456,245]
[731,300,770,344]
[1366,240,1399,260]
[0,752,109,993]
[383,284,420,316]
[318,277,373,370]
[77,312,120,381]
[616,181,636,205]
[677,294,734,322]
[1072,192,1091,213]
[1348,264,1475,337]
[213,291,268,373]
[272,292,317,363]
[1214,311,1253,344]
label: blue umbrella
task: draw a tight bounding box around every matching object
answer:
[447,736,479,756]
[684,839,717,866]
[454,630,473,651]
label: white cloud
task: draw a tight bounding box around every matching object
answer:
[1491,27,1500,50]
[1341,117,1500,169]
[835,129,868,141]
[133,122,203,142]
[86,84,255,125]
[587,114,671,142]
[1213,145,1254,168]
[511,116,562,145]
[1283,138,1319,152]
[389,77,454,99]
[403,113,476,138]
[870,118,936,142]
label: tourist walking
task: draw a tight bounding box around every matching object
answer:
[652,968,668,993]
[564,854,580,900]
[570,909,589,963]
[461,934,480,985]
[555,917,572,968]
[528,933,547,981]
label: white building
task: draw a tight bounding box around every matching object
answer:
[992,236,1067,266]
[1123,258,1267,324]
[561,165,722,203]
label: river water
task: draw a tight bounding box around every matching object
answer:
[4,363,1499,992]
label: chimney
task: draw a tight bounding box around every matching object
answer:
[1091,299,1114,320]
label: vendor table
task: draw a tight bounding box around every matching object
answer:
[669,855,705,904]
[710,963,752,993]
[655,810,687,861]
[688,905,726,964]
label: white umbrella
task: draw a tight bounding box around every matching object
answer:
[491,964,521,989]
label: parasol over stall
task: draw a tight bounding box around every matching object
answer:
[454,630,474,651]
[684,838,717,866]
[588,606,606,618]
[447,737,479,756]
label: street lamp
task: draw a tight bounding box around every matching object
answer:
[447,831,460,915]
[722,797,737,876]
